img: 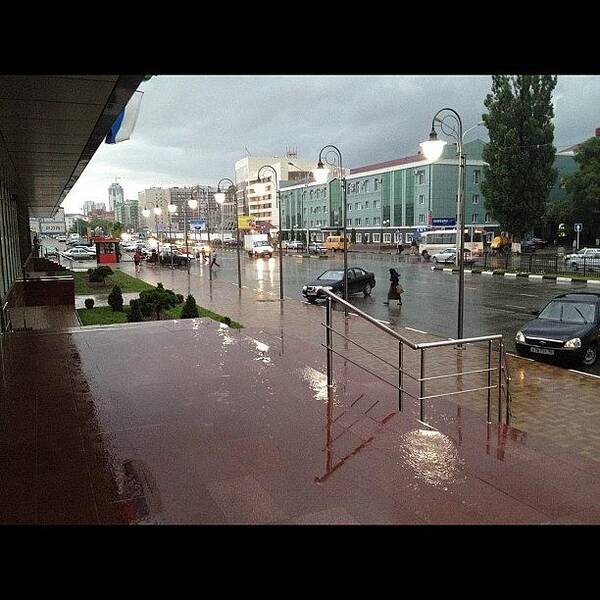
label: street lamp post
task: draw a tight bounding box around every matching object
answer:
[256,165,283,301]
[187,192,198,270]
[421,108,466,341]
[287,162,312,256]
[314,145,347,311]
[142,202,163,266]
[198,187,213,281]
[216,178,241,290]
[167,202,177,268]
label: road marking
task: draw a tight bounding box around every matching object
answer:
[505,305,527,310]
[405,326,428,334]
[375,318,391,325]
[568,369,600,379]
[518,293,537,297]
[506,352,534,361]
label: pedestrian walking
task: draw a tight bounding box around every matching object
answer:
[210,249,220,270]
[383,268,404,306]
[410,238,418,256]
[397,240,404,256]
[133,249,142,273]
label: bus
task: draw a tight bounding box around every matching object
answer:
[418,229,484,258]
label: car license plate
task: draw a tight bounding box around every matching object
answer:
[530,347,554,356]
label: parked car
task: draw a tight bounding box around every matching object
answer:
[56,235,67,242]
[563,247,600,272]
[284,240,304,251]
[62,247,96,260]
[308,242,327,255]
[431,248,473,264]
[302,267,376,303]
[515,292,600,367]
[44,246,59,257]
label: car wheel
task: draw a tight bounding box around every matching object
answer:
[582,343,598,367]
[363,283,372,296]
[307,297,317,304]
[422,250,429,259]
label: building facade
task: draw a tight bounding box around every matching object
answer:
[235,155,314,230]
[65,213,87,233]
[108,182,124,212]
[114,199,139,231]
[279,139,578,244]
[82,200,106,216]
[29,207,67,236]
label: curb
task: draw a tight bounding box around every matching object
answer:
[431,265,600,286]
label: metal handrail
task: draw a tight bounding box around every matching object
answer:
[322,288,511,425]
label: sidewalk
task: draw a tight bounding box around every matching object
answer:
[118,261,600,463]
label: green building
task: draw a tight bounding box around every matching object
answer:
[280,139,577,245]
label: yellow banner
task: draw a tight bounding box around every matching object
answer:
[238,215,256,229]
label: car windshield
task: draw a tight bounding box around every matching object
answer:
[318,270,344,280]
[538,301,596,324]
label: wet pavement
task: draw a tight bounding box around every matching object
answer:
[120,249,600,375]
[2,317,599,524]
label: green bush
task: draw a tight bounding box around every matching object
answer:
[84,298,95,309]
[180,294,199,319]
[176,293,184,304]
[88,265,113,283]
[107,285,124,312]
[138,283,179,320]
[127,299,144,322]
[220,316,232,326]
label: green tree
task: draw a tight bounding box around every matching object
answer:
[107,285,124,312]
[87,265,113,284]
[481,75,558,237]
[350,228,357,244]
[180,294,200,319]
[563,136,600,244]
[111,221,123,239]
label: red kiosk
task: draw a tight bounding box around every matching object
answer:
[92,236,121,264]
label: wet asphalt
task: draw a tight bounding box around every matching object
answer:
[208,248,600,376]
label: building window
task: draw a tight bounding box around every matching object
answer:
[383,233,391,243]
[473,170,481,184]
[355,218,361,225]
[419,194,425,204]
[416,170,425,185]
[418,214,425,224]
[485,213,491,223]
[472,194,479,204]
[373,217,380,225]
[472,214,478,223]
[356,233,362,243]
[355,203,360,210]
[347,219,352,226]
[373,233,381,243]
[373,200,379,209]
[374,178,380,191]
[347,203,352,211]
[364,200,369,209]
[365,217,370,225]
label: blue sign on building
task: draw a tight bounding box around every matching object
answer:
[189,219,206,231]
[432,217,456,227]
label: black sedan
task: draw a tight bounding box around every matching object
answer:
[302,268,375,303]
[515,292,600,367]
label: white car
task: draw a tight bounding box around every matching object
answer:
[62,247,96,260]
[563,248,600,271]
[431,248,472,264]
[284,240,304,250]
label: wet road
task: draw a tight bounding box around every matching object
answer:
[200,248,600,375]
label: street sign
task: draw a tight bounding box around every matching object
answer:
[432,217,456,227]
[574,223,583,232]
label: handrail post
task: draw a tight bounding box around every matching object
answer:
[487,339,492,423]
[498,339,503,423]
[326,295,333,388]
[420,348,425,422]
[398,341,403,412]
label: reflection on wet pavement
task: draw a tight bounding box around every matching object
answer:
[2,310,600,524]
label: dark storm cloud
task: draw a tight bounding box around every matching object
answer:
[63,75,600,212]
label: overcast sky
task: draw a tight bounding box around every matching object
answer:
[61,75,600,214]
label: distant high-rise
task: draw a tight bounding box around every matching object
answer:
[108,182,124,212]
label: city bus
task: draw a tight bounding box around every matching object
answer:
[418,229,484,258]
